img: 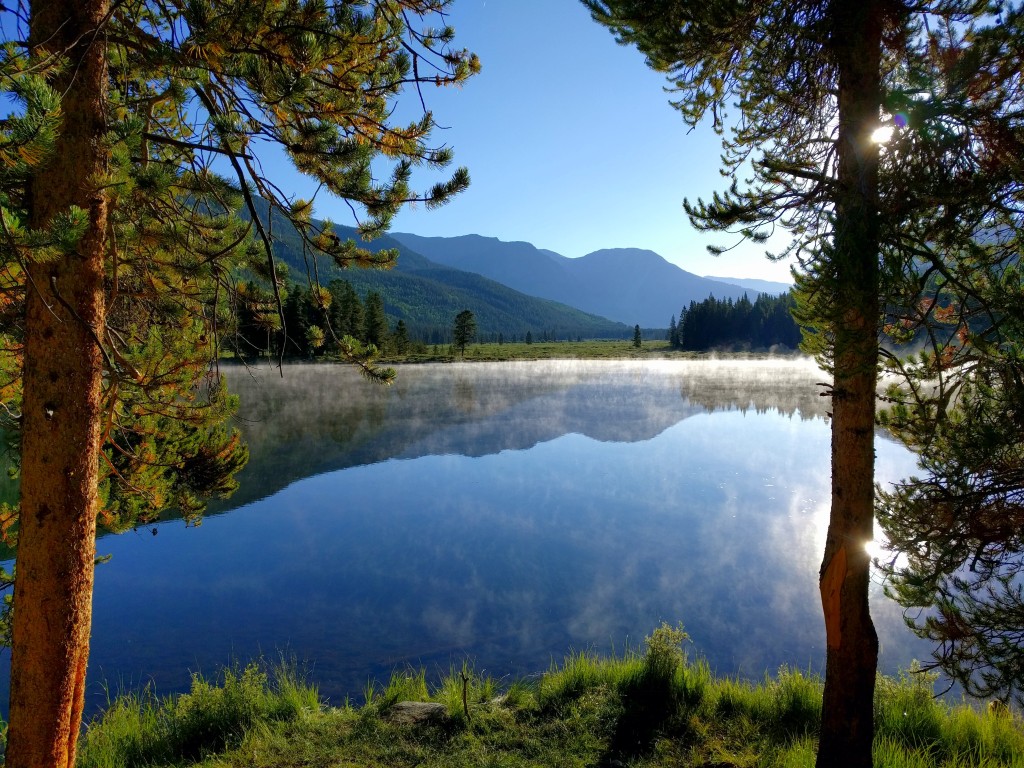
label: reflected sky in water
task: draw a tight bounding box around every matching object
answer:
[5,360,938,714]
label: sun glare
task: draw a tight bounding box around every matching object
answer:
[871,125,894,144]
[864,537,887,561]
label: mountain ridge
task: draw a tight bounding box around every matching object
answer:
[249,206,629,338]
[247,203,786,334]
[390,233,764,327]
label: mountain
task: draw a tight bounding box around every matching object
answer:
[391,233,759,327]
[704,276,792,295]
[245,205,629,339]
[334,261,631,340]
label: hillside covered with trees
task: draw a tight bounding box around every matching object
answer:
[240,202,631,346]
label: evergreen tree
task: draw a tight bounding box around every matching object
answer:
[453,309,477,358]
[632,324,642,349]
[0,2,477,765]
[676,292,801,351]
[871,8,1024,700]
[363,291,389,349]
[328,279,366,343]
[283,285,314,357]
[393,319,410,355]
[586,3,1017,764]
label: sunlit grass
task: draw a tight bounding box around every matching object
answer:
[76,660,321,768]
[72,635,1024,768]
[377,339,802,362]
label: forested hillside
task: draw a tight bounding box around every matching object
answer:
[238,202,630,350]
[391,233,760,327]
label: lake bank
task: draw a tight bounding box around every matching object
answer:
[77,632,1024,768]
[322,339,802,364]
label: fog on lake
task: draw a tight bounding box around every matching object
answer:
[1,358,937,714]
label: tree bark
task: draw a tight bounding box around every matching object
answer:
[816,3,884,768]
[6,1,110,766]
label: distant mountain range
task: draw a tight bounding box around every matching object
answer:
[391,233,790,328]
[702,276,792,295]
[250,202,791,335]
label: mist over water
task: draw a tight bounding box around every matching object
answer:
[1,359,936,715]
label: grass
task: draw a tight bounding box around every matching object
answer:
[72,626,1024,768]
[378,339,779,362]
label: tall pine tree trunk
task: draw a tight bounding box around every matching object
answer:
[816,3,884,767]
[6,1,110,765]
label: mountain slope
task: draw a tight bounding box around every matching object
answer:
[338,265,630,339]
[249,206,628,338]
[391,233,758,327]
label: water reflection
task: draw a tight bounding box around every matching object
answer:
[219,359,834,511]
[5,360,937,715]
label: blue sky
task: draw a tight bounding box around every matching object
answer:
[0,1,794,283]
[304,1,797,283]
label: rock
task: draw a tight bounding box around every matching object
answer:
[385,701,448,725]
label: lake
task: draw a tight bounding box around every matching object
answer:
[3,358,938,715]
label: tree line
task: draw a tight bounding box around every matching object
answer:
[232,279,411,360]
[231,278,601,360]
[668,292,802,352]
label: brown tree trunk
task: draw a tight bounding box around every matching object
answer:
[6,1,110,766]
[816,4,884,768]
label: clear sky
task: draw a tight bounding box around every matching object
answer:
[0,1,794,283]
[303,1,797,284]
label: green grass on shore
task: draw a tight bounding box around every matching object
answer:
[380,339,706,362]
[227,339,801,364]
[75,625,1024,768]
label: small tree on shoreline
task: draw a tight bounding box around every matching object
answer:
[453,309,477,358]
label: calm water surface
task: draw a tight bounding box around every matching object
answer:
[6,359,937,713]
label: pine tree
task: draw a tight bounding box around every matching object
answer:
[393,319,410,355]
[453,309,477,358]
[363,291,390,350]
[585,2,1018,764]
[870,8,1024,701]
[0,2,477,765]
[632,324,642,349]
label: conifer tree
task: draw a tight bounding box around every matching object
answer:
[871,6,1024,702]
[0,2,477,765]
[452,308,476,357]
[585,2,1018,764]
[632,324,642,348]
[393,319,411,354]
[363,291,390,350]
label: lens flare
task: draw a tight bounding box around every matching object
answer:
[872,125,895,144]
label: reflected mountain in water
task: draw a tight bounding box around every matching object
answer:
[221,359,829,510]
